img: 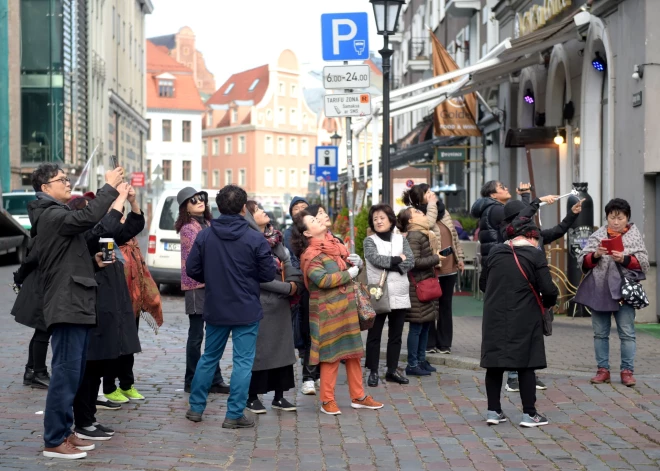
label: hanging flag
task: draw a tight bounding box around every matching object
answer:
[430,32,481,137]
[73,144,99,189]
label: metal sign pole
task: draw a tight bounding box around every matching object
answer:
[344,62,355,252]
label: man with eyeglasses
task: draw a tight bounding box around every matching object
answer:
[28,162,125,459]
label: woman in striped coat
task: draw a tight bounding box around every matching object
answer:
[291,211,384,416]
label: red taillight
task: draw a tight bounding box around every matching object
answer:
[148,235,156,254]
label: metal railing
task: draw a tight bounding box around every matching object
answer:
[408,38,429,60]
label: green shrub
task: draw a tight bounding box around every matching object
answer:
[354,206,370,259]
[454,212,479,233]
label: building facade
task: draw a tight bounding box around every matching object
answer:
[202,50,318,205]
[148,27,216,98]
[145,41,206,193]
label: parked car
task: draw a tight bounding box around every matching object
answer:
[0,189,30,263]
[146,189,219,288]
[2,192,37,230]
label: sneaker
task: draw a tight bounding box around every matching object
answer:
[301,380,316,395]
[43,440,87,460]
[31,371,50,389]
[486,410,507,425]
[74,426,112,441]
[426,348,438,354]
[321,400,341,415]
[272,398,297,411]
[92,423,115,436]
[421,360,437,373]
[520,412,549,428]
[315,378,321,390]
[405,365,431,377]
[438,348,451,354]
[246,398,267,414]
[119,386,145,400]
[222,415,255,429]
[506,377,520,392]
[96,398,121,410]
[351,395,384,410]
[535,377,547,390]
[104,389,129,403]
[67,434,96,451]
[185,409,202,422]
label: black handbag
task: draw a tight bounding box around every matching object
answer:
[367,270,390,314]
[616,264,649,310]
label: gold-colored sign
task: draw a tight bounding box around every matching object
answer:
[516,0,572,37]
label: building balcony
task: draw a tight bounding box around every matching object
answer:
[445,0,481,18]
[389,32,403,44]
[407,38,430,72]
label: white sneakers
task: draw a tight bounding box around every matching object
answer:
[301,380,316,395]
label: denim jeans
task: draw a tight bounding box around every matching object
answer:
[189,322,259,419]
[407,321,431,368]
[185,314,224,387]
[592,303,636,371]
[44,324,90,448]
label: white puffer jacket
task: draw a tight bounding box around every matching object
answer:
[364,233,415,311]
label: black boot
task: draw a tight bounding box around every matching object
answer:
[367,371,379,387]
[23,367,34,386]
[385,369,410,384]
[31,371,50,389]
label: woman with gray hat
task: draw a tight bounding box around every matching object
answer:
[175,187,229,394]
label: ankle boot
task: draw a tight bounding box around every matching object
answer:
[23,367,34,386]
[31,371,50,389]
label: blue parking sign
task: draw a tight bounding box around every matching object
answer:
[321,13,369,61]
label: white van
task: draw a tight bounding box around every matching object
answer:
[146,189,219,288]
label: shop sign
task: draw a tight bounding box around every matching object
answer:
[515,0,572,38]
[436,148,466,161]
[568,225,592,259]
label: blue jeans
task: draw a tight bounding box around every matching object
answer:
[189,322,259,419]
[44,324,90,448]
[592,304,636,372]
[407,322,431,368]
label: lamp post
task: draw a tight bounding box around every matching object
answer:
[330,132,342,147]
[370,0,404,205]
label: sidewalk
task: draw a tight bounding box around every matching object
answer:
[378,295,660,378]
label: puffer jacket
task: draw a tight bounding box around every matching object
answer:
[470,197,502,260]
[405,231,440,323]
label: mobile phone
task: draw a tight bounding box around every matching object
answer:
[110,155,119,169]
[439,246,453,257]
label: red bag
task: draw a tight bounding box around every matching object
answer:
[408,272,442,302]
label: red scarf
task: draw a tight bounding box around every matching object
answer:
[300,232,349,289]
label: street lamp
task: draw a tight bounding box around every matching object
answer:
[330,132,342,147]
[370,0,404,205]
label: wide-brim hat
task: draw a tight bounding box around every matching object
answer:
[177,187,208,208]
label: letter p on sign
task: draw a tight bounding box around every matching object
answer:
[332,19,357,54]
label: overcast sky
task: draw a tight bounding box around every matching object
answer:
[146,0,384,87]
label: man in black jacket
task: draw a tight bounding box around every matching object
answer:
[28,163,124,459]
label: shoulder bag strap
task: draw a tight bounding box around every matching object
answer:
[509,242,545,315]
[378,235,393,288]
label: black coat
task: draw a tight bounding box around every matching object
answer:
[84,209,144,361]
[27,185,119,329]
[406,231,440,324]
[11,246,46,332]
[479,244,558,369]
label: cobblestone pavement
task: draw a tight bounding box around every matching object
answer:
[2,261,660,470]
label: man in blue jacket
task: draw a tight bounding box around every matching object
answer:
[185,185,276,428]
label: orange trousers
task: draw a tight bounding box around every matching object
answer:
[319,358,365,403]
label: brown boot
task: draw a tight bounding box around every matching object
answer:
[67,434,95,451]
[43,440,87,459]
[621,369,636,387]
[590,368,611,384]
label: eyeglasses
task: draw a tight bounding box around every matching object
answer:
[189,194,207,205]
[47,177,71,185]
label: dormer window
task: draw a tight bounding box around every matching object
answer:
[224,83,235,95]
[158,79,174,97]
[231,108,238,123]
[248,79,259,91]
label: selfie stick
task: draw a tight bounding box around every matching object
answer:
[538,189,579,207]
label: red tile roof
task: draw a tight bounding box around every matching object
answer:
[206,64,270,106]
[146,40,206,112]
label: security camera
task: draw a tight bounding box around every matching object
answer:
[633,64,644,80]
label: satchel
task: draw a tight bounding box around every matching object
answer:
[510,242,552,336]
[408,272,442,303]
[353,281,376,330]
[616,264,649,310]
[367,270,391,314]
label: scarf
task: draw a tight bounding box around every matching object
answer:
[120,238,164,334]
[300,232,349,289]
[407,217,439,253]
[263,224,283,248]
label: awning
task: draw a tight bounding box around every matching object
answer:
[390,136,465,170]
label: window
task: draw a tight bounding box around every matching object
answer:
[202,139,207,156]
[212,138,219,155]
[225,136,232,154]
[162,160,171,181]
[158,79,174,97]
[303,113,308,125]
[238,135,246,153]
[248,79,259,91]
[224,83,234,95]
[225,169,233,185]
[112,6,115,38]
[301,138,309,156]
[146,119,151,140]
[182,120,191,142]
[289,137,297,155]
[264,168,273,187]
[278,107,285,124]
[129,26,132,60]
[279,82,285,96]
[277,168,285,187]
[239,168,246,186]
[231,109,238,123]
[146,159,151,180]
[202,170,208,187]
[117,14,121,44]
[289,168,298,187]
[291,84,297,97]
[300,168,308,188]
[212,170,219,187]
[265,135,273,154]
[182,160,191,181]
[206,112,212,127]
[290,108,298,125]
[162,120,171,142]
[277,137,285,155]
[266,109,272,121]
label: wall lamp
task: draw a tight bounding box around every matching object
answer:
[632,63,660,80]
